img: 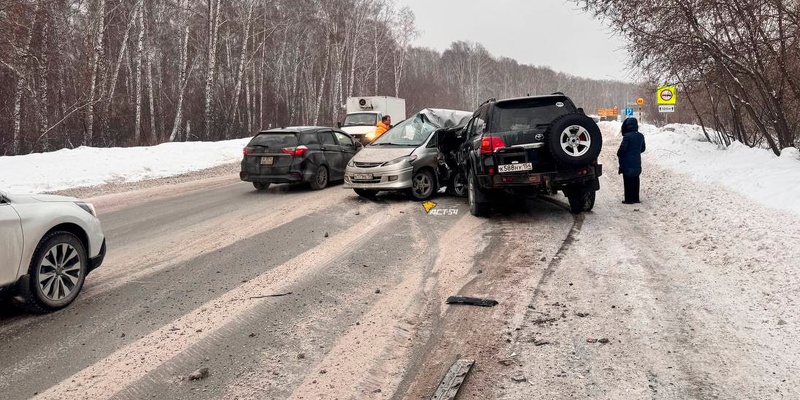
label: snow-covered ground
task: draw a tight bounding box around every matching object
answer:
[0,139,250,194]
[2,123,798,218]
[600,121,800,217]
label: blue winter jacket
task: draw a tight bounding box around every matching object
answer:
[617,118,646,176]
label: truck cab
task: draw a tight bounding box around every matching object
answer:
[340,96,406,145]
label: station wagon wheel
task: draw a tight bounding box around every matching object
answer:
[310,165,329,190]
[20,231,87,313]
[408,170,435,200]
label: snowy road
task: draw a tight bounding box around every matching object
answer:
[1,124,799,400]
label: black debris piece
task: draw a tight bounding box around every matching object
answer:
[446,296,498,307]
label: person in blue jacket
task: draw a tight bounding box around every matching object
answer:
[617,117,646,204]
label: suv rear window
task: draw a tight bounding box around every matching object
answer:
[248,132,297,147]
[492,98,574,132]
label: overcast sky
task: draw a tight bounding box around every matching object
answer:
[395,0,634,82]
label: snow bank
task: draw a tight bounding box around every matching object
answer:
[600,121,800,216]
[0,139,250,194]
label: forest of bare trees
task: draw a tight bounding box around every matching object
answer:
[577,0,800,155]
[1,0,635,156]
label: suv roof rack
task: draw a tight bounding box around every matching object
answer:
[480,98,496,106]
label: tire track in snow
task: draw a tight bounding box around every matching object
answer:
[33,201,413,400]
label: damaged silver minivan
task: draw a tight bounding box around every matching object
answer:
[343,108,472,200]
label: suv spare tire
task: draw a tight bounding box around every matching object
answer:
[546,113,603,167]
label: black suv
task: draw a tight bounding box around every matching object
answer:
[459,94,603,215]
[240,127,361,191]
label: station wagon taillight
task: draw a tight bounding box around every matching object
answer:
[282,145,308,157]
[480,136,505,154]
[243,147,253,156]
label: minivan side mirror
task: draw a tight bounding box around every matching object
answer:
[577,107,585,115]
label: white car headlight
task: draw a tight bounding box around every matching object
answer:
[348,158,355,168]
[381,155,417,167]
[75,202,97,217]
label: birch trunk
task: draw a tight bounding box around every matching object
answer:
[170,0,190,142]
[103,6,137,136]
[86,0,106,146]
[146,5,157,144]
[12,2,40,154]
[224,0,254,139]
[39,11,50,141]
[134,0,144,144]
[204,0,221,139]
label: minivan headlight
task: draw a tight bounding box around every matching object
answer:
[75,202,97,217]
[381,155,417,167]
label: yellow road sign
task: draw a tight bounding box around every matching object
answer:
[657,86,677,105]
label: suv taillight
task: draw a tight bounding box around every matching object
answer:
[282,145,308,157]
[480,136,505,154]
[243,147,253,156]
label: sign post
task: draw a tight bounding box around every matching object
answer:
[636,98,644,123]
[657,85,677,124]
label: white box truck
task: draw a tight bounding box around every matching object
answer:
[339,96,406,144]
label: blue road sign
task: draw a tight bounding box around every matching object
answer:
[624,107,634,117]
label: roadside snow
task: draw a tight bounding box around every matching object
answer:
[599,121,800,217]
[0,139,250,194]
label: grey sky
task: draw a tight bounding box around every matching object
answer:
[396,0,634,82]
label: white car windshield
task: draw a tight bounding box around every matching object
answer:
[370,115,435,147]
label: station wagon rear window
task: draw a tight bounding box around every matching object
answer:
[248,133,298,147]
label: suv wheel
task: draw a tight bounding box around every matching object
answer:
[20,231,88,313]
[546,113,603,167]
[253,182,270,191]
[310,165,329,190]
[408,170,435,201]
[567,189,596,214]
[468,170,490,216]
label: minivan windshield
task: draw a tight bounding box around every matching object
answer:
[370,115,435,147]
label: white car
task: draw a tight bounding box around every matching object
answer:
[0,190,106,313]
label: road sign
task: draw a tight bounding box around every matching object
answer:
[636,98,644,106]
[657,86,677,105]
[625,107,634,117]
[659,105,675,113]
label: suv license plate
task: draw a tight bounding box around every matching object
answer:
[353,173,373,180]
[260,157,273,165]
[499,163,532,173]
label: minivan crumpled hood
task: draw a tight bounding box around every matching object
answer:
[352,147,414,164]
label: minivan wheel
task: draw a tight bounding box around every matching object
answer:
[20,231,88,313]
[253,182,270,191]
[408,170,435,200]
[447,172,468,197]
[310,165,329,190]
